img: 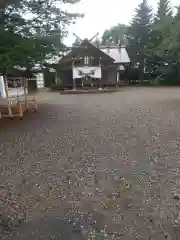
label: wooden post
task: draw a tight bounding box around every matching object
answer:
[116,70,119,87]
[72,59,76,90]
[73,78,76,91]
[24,79,28,111]
[85,76,87,88]
[4,75,13,118]
[18,102,23,119]
[117,71,119,83]
[55,70,58,84]
[99,57,102,89]
[34,96,38,111]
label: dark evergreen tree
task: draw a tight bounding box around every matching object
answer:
[127,0,152,82]
[156,0,172,21]
[101,1,180,85]
[147,0,173,81]
[159,6,180,84]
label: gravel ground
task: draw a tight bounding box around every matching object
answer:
[1,87,180,239]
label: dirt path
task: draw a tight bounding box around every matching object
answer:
[1,87,180,239]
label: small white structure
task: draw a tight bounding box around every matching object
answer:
[0,75,37,119]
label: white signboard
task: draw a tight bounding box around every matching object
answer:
[73,67,101,79]
[8,87,27,100]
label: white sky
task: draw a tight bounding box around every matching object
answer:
[64,0,179,45]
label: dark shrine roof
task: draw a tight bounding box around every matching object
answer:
[58,39,115,65]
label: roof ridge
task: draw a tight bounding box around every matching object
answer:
[99,45,126,49]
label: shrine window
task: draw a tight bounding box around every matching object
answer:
[84,56,89,65]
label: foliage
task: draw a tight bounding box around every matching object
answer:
[0,0,82,73]
[147,0,173,79]
[156,0,172,21]
[127,0,152,81]
[102,0,180,85]
[102,23,128,45]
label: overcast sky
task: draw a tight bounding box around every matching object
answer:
[64,0,179,45]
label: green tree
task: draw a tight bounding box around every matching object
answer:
[0,0,82,73]
[157,6,180,84]
[127,0,152,82]
[156,0,172,21]
[147,0,173,80]
[102,24,128,45]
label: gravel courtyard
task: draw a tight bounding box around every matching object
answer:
[1,87,180,239]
